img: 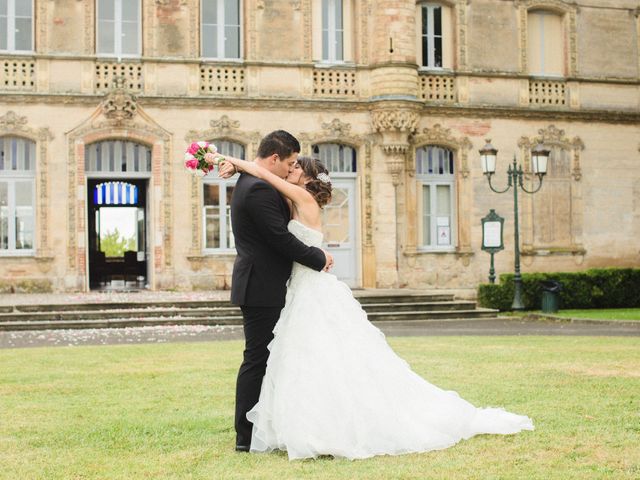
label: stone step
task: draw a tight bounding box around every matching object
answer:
[0,309,499,331]
[362,301,476,313]
[0,301,478,322]
[6,294,456,314]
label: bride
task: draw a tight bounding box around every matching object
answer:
[220,154,534,461]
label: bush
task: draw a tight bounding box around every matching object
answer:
[477,268,640,311]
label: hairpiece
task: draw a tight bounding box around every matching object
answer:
[317,172,331,184]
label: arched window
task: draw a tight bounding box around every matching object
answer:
[312,143,356,175]
[203,140,244,251]
[201,0,241,59]
[0,136,35,253]
[418,3,453,69]
[416,145,456,248]
[527,10,564,76]
[85,140,152,173]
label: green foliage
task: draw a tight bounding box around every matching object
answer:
[478,268,640,311]
[100,228,136,258]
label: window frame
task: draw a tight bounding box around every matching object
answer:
[419,3,444,70]
[96,0,142,60]
[0,0,34,54]
[321,0,344,64]
[416,145,457,252]
[527,9,564,78]
[0,136,36,256]
[201,140,244,254]
[200,0,243,61]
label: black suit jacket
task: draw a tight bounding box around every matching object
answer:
[230,173,326,307]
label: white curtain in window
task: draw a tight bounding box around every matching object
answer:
[0,136,35,253]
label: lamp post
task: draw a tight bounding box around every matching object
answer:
[479,139,550,310]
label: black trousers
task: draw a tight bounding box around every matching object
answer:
[235,305,282,447]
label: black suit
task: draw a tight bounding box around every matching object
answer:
[230,173,325,447]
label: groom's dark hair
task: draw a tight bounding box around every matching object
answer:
[257,130,300,160]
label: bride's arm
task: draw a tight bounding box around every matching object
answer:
[221,156,316,208]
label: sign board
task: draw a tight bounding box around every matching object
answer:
[481,209,504,253]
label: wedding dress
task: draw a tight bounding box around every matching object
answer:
[247,219,534,460]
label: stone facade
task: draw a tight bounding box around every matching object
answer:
[0,0,638,292]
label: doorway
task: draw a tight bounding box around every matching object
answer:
[87,179,148,290]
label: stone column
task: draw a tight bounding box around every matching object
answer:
[370,105,419,287]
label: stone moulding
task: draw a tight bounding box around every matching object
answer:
[518,124,585,259]
[66,95,172,289]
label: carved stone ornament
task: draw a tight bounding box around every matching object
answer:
[518,124,584,180]
[321,118,352,138]
[371,110,419,134]
[0,111,28,130]
[101,76,138,124]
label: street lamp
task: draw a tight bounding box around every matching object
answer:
[479,139,550,310]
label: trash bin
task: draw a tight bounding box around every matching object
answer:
[541,280,562,313]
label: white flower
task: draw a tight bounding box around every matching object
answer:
[197,141,208,149]
[185,152,196,161]
[207,144,218,154]
[194,168,207,177]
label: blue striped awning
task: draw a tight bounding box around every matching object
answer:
[94,182,138,205]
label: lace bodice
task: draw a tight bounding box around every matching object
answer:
[288,220,323,248]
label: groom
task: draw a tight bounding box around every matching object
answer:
[220,130,333,452]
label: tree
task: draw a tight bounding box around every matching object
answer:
[100,228,136,257]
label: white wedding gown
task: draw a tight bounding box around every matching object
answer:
[247,220,534,460]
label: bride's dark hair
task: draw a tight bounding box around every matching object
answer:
[297,156,332,207]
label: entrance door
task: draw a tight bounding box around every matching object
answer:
[322,178,357,286]
[87,179,147,290]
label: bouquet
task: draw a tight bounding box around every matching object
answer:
[184,141,224,177]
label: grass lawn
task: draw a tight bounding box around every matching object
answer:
[551,309,640,321]
[1,337,639,480]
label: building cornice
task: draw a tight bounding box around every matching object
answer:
[2,93,640,124]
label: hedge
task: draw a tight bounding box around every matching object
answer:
[477,268,640,311]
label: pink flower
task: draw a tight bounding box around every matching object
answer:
[185,159,199,170]
[204,152,217,165]
[187,142,201,155]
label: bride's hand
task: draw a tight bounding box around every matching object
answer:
[218,160,238,179]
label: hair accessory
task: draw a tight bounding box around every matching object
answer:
[317,172,331,184]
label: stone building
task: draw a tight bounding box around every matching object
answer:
[0,0,638,292]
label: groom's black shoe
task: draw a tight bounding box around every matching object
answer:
[235,444,250,453]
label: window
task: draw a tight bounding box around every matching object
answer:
[322,0,344,62]
[527,10,563,76]
[201,0,241,59]
[85,140,152,173]
[0,137,35,254]
[416,146,455,249]
[0,0,33,53]
[203,140,244,251]
[312,143,356,175]
[418,3,453,69]
[97,0,141,58]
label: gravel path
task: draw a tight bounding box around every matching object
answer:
[1,318,638,349]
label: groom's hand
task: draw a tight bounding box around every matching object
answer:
[321,250,334,271]
[218,161,237,179]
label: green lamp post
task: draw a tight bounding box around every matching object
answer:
[479,139,550,310]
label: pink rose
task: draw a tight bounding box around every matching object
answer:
[204,152,217,165]
[185,159,199,170]
[188,142,201,155]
